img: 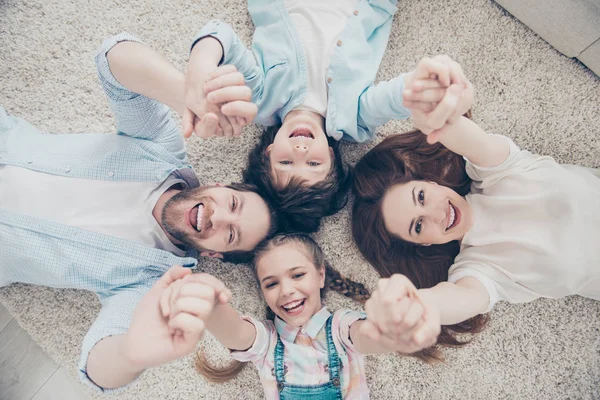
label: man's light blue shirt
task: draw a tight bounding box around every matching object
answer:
[192,0,411,143]
[0,33,198,391]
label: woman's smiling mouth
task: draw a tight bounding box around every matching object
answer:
[446,201,461,231]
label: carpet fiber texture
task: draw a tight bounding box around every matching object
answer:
[1,0,599,399]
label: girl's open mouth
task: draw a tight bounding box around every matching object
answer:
[280,299,306,316]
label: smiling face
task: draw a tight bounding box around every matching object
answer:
[266,111,333,188]
[381,181,473,245]
[256,243,325,327]
[160,186,271,255]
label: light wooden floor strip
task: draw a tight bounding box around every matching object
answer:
[0,303,92,400]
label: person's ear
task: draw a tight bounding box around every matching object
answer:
[215,182,224,187]
[200,251,224,259]
[329,147,334,158]
[266,144,273,155]
[319,265,326,289]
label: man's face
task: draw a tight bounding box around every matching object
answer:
[160,186,271,256]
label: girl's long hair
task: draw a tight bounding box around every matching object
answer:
[196,233,371,382]
[352,120,489,363]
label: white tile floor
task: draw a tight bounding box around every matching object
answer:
[0,303,93,400]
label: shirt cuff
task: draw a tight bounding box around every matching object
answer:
[448,269,502,313]
[190,20,234,65]
[94,33,144,101]
[77,328,130,393]
[335,310,367,354]
[229,315,270,363]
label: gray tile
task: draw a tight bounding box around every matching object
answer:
[0,319,58,400]
[32,367,93,400]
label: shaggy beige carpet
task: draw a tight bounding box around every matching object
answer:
[1,0,599,398]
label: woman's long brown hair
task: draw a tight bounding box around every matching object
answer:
[196,233,371,382]
[352,121,488,363]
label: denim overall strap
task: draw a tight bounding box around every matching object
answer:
[274,335,287,391]
[272,316,344,399]
[324,315,342,390]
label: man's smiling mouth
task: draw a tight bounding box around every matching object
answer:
[189,203,205,232]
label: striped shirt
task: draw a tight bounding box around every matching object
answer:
[231,307,369,399]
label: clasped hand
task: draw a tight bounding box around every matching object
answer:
[184,65,258,139]
[359,274,441,353]
[403,55,474,143]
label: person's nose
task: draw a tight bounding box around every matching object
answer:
[426,205,446,225]
[280,279,296,296]
[293,143,309,153]
[210,208,236,230]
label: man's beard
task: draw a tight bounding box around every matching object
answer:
[161,187,209,250]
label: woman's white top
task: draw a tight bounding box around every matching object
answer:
[448,135,600,311]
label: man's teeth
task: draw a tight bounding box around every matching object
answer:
[447,204,456,229]
[196,204,205,231]
[282,299,304,310]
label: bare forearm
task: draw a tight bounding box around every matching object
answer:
[188,37,224,83]
[106,41,185,114]
[206,303,256,351]
[86,334,144,390]
[418,279,488,325]
[437,116,509,167]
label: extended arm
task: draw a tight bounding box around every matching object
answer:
[161,273,256,351]
[418,277,490,325]
[431,115,510,168]
[85,267,201,390]
[106,40,185,114]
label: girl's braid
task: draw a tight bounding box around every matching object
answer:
[325,261,370,303]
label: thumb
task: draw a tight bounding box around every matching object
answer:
[196,113,219,139]
[182,108,195,139]
[157,266,192,289]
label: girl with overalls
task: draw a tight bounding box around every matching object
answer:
[160,233,440,399]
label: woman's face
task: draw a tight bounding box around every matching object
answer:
[381,181,473,245]
[256,243,325,327]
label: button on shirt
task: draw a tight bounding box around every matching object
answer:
[193,0,411,143]
[0,33,199,391]
[231,307,369,399]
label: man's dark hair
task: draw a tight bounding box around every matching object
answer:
[242,126,351,233]
[219,182,279,264]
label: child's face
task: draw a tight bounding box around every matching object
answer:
[256,243,325,327]
[267,113,333,188]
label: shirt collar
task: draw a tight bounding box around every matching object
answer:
[274,306,331,342]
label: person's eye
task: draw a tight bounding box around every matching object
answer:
[307,161,320,167]
[228,227,234,244]
[265,281,277,289]
[279,160,292,165]
[292,273,305,279]
[231,196,237,212]
[418,190,425,205]
[415,219,423,234]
